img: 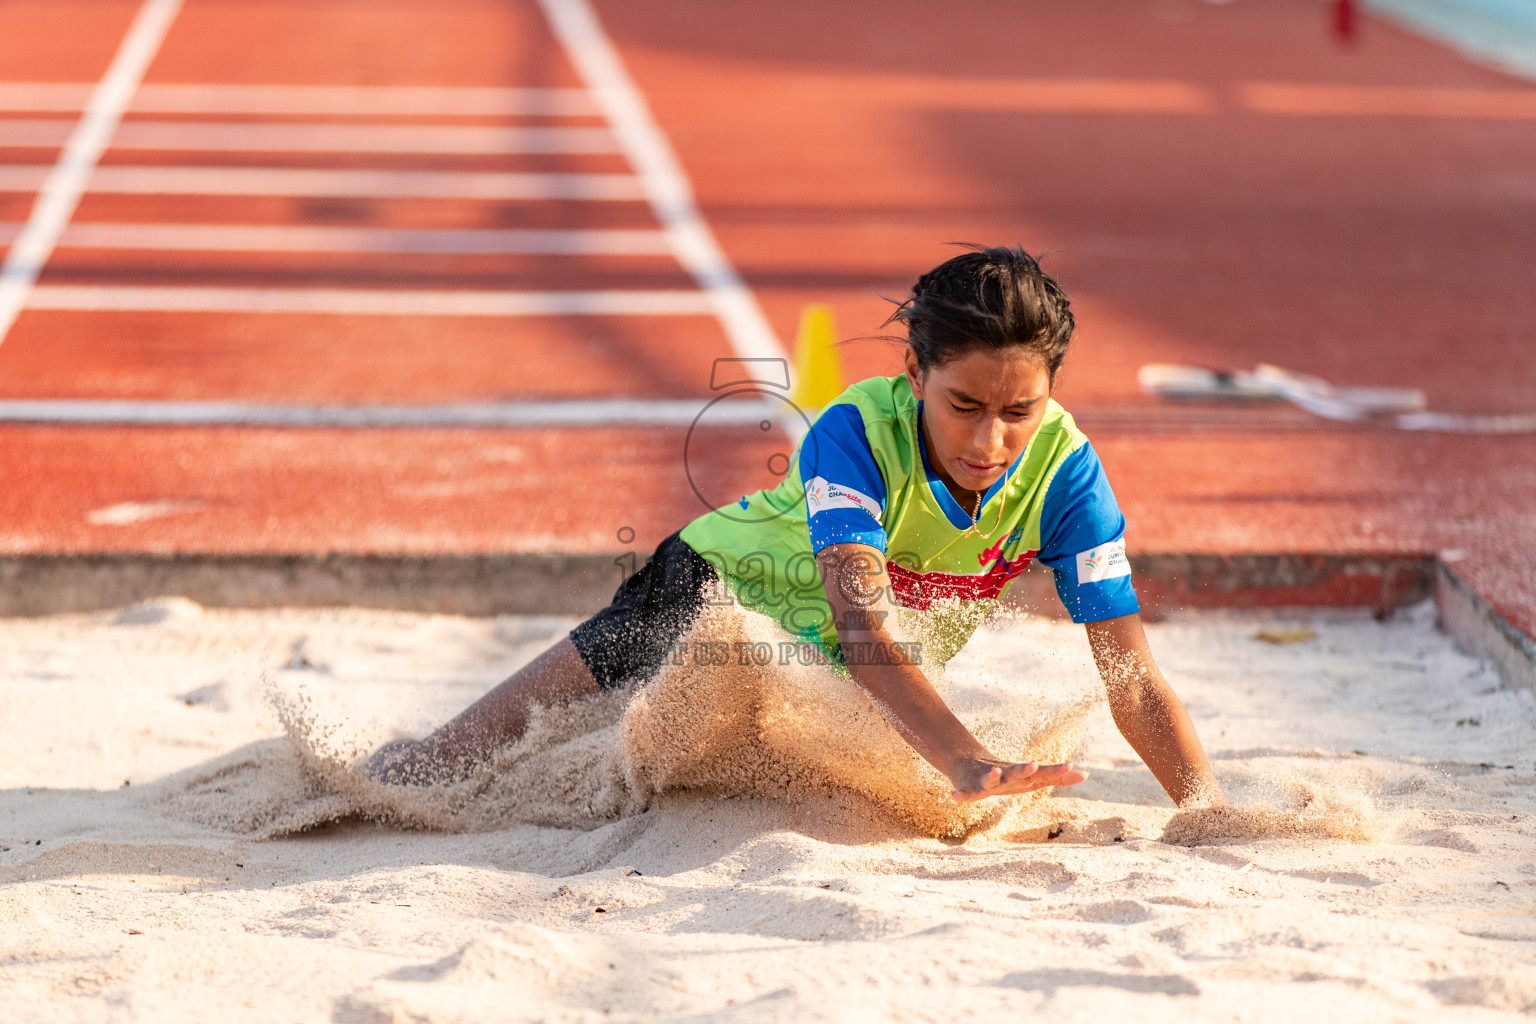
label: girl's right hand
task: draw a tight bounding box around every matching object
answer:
[947,758,1089,803]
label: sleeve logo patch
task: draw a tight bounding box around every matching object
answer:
[805,476,883,519]
[1075,540,1131,584]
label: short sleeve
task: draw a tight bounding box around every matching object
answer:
[798,403,888,553]
[1036,443,1140,623]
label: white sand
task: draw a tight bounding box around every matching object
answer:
[2,597,1534,1021]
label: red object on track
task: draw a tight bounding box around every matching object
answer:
[1334,0,1357,43]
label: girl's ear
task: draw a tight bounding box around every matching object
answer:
[903,346,924,400]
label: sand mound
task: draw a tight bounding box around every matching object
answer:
[149,739,355,837]
[620,604,1093,839]
[1161,779,1381,845]
[158,601,1391,848]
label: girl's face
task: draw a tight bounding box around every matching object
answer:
[905,344,1053,496]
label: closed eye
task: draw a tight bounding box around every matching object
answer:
[949,401,1037,418]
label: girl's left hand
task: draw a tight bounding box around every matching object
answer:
[947,758,1089,803]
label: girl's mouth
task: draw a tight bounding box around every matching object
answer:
[959,459,1002,477]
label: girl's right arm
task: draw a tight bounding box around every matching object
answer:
[814,542,1087,802]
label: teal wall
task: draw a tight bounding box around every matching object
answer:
[1365,0,1536,79]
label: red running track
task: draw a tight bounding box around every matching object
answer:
[0,0,1533,637]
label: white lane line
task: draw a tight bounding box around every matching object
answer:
[0,397,780,428]
[0,164,645,200]
[538,0,785,366]
[0,84,98,112]
[132,84,600,117]
[0,223,670,255]
[0,119,619,155]
[0,83,599,117]
[0,121,73,147]
[1396,410,1536,434]
[26,286,714,316]
[0,0,183,348]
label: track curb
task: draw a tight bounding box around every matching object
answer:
[1435,559,1536,692]
[0,551,620,618]
[2,549,1529,690]
[0,549,1441,619]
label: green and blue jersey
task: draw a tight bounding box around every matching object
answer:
[679,374,1137,664]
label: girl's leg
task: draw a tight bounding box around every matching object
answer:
[365,635,599,783]
[366,532,715,784]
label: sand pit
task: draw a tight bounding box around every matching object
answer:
[2,597,1534,1021]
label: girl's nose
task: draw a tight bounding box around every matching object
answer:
[974,415,1005,453]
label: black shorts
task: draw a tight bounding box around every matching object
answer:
[568,531,719,690]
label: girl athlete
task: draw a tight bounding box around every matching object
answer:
[369,246,1222,808]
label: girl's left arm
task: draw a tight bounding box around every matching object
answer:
[1085,613,1223,807]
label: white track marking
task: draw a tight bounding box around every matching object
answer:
[13,79,1536,120]
[130,84,599,117]
[1240,82,1536,119]
[1394,411,1536,434]
[0,84,95,111]
[0,0,183,348]
[86,499,200,524]
[0,397,779,428]
[0,119,618,155]
[0,121,74,147]
[537,0,785,366]
[0,83,598,116]
[3,394,1522,433]
[0,223,669,255]
[0,164,644,200]
[26,286,713,316]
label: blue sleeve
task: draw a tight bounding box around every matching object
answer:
[798,403,888,553]
[1036,443,1140,623]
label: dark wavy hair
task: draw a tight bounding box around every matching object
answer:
[884,245,1075,380]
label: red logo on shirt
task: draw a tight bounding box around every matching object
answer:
[979,528,1025,566]
[888,551,1039,610]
